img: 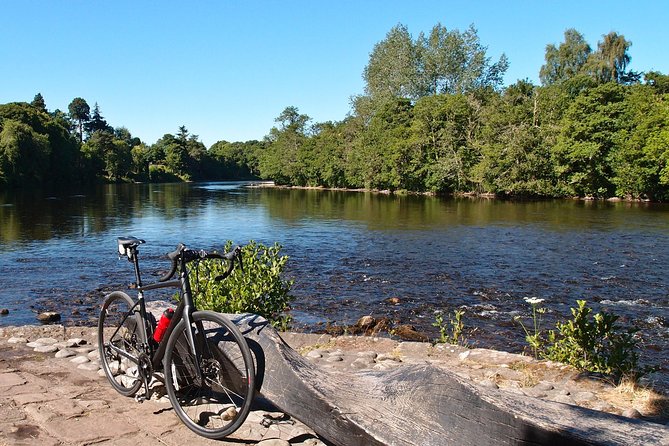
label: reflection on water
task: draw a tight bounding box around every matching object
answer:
[1,183,668,379]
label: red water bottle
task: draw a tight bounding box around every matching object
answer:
[153,308,174,343]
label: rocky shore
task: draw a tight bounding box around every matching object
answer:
[1,323,667,445]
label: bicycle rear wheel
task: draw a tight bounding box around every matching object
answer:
[164,311,255,439]
[98,291,143,396]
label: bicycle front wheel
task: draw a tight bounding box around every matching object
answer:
[164,311,255,439]
[98,291,143,396]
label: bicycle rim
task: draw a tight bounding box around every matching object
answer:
[164,311,255,439]
[98,291,143,396]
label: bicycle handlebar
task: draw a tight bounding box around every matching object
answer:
[158,243,243,282]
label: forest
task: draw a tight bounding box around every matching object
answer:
[2,24,669,199]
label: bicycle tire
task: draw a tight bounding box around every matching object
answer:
[164,311,255,439]
[98,291,144,396]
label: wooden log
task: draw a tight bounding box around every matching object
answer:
[232,314,669,446]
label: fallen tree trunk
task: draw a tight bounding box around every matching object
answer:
[232,314,668,446]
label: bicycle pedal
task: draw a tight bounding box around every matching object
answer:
[134,394,146,404]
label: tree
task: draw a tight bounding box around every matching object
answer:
[0,119,50,184]
[552,83,626,197]
[586,32,632,84]
[85,103,112,136]
[258,107,311,185]
[540,29,591,86]
[68,97,90,143]
[418,24,508,95]
[363,24,421,100]
[31,93,47,112]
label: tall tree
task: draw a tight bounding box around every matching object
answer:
[31,93,47,112]
[418,24,508,95]
[85,103,111,136]
[363,24,420,100]
[586,32,632,84]
[540,29,592,86]
[68,97,90,143]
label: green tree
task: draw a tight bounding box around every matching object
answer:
[258,107,311,185]
[363,24,420,100]
[417,23,508,95]
[552,83,627,197]
[85,103,112,137]
[68,97,90,143]
[31,93,47,112]
[0,119,50,184]
[409,94,473,191]
[540,29,592,86]
[586,32,632,84]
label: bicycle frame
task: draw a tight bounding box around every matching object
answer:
[119,246,207,382]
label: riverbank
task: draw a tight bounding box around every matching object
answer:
[1,323,667,446]
[248,181,661,202]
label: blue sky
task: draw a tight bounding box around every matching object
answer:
[2,1,667,147]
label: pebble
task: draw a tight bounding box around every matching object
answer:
[37,311,61,322]
[357,351,378,360]
[71,356,90,364]
[376,353,401,362]
[35,337,59,345]
[326,355,343,363]
[306,350,323,359]
[78,362,101,371]
[622,408,642,419]
[55,349,77,358]
[7,337,27,344]
[34,345,59,353]
[351,357,375,369]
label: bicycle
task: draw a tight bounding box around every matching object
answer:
[97,236,255,439]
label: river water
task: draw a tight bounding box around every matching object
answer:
[1,182,668,376]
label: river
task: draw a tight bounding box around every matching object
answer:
[1,182,668,378]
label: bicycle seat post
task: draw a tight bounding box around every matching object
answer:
[130,246,143,289]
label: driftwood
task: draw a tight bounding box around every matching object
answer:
[231,314,669,446]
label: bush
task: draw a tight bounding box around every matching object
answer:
[192,240,294,330]
[544,300,641,382]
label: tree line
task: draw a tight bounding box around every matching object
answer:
[0,96,259,188]
[2,23,669,200]
[257,25,669,200]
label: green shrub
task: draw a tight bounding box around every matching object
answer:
[544,300,641,382]
[192,240,294,330]
[433,309,466,346]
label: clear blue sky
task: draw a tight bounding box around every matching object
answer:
[2,1,667,147]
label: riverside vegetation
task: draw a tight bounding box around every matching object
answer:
[2,24,669,200]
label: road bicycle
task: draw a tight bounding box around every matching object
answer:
[98,236,255,439]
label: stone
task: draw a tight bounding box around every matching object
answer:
[34,345,59,353]
[0,308,9,315]
[35,337,59,345]
[87,350,100,360]
[256,439,291,446]
[305,350,323,359]
[356,351,378,359]
[326,355,343,363]
[7,337,28,344]
[572,391,597,403]
[351,357,374,369]
[356,315,375,329]
[534,381,554,391]
[0,372,27,388]
[376,353,401,362]
[37,312,61,323]
[479,380,499,389]
[77,362,101,371]
[56,348,77,358]
[622,408,642,419]
[393,324,429,342]
[70,356,90,364]
[67,338,87,346]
